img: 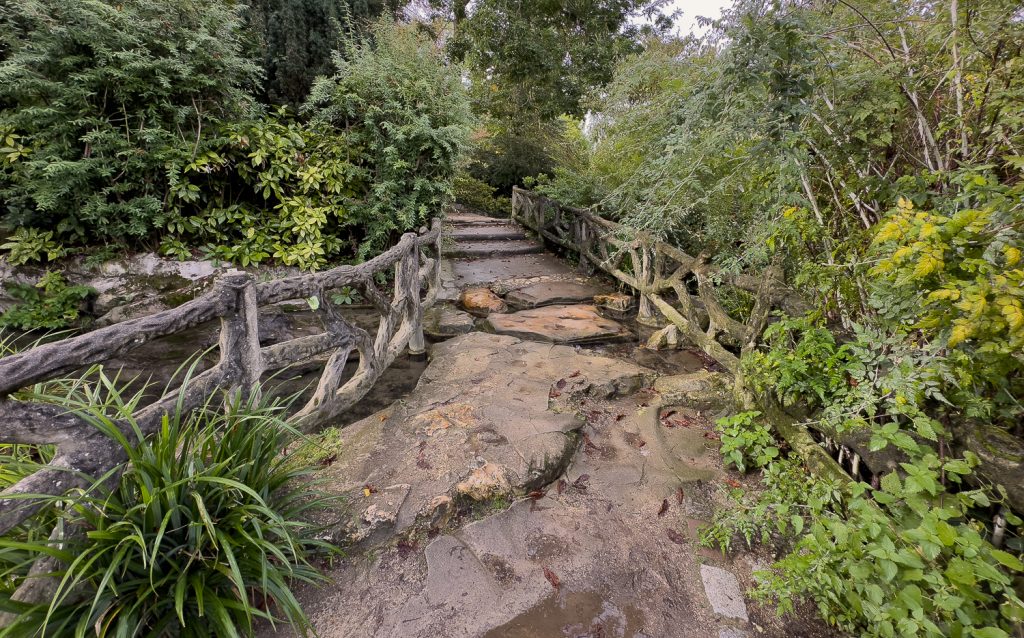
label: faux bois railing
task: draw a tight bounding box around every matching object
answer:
[0,220,442,537]
[511,187,848,484]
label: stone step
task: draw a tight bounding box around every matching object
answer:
[447,240,544,258]
[446,211,512,227]
[449,226,526,242]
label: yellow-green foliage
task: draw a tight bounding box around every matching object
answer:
[871,189,1024,353]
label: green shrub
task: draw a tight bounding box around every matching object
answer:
[307,16,473,256]
[742,314,854,408]
[714,411,778,473]
[163,110,362,270]
[453,170,508,216]
[0,271,94,331]
[0,227,65,265]
[0,377,338,637]
[0,0,259,244]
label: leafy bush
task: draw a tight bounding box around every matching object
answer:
[453,170,509,217]
[715,411,778,473]
[0,377,337,637]
[742,314,854,408]
[0,0,259,244]
[0,227,65,265]
[163,111,361,270]
[307,17,473,256]
[0,271,94,331]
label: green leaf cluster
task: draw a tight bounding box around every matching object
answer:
[0,271,94,331]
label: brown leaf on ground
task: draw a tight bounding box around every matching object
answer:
[555,378,567,390]
[726,478,742,489]
[549,388,561,399]
[556,479,567,494]
[615,414,626,422]
[703,431,721,440]
[569,370,581,378]
[573,474,590,491]
[528,490,546,500]
[676,487,685,504]
[657,499,669,517]
[543,566,561,589]
[666,529,686,545]
[318,453,337,467]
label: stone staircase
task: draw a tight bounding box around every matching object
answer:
[445,211,544,258]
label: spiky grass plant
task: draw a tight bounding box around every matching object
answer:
[0,359,338,637]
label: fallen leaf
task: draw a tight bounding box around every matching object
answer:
[573,474,590,491]
[379,413,389,422]
[556,479,567,495]
[543,566,561,589]
[703,431,721,440]
[555,378,567,390]
[726,478,742,489]
[657,499,669,517]
[549,388,561,399]
[569,370,581,378]
[666,529,686,545]
[528,490,546,500]
[675,487,685,504]
[615,414,626,422]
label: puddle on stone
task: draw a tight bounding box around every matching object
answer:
[583,340,707,376]
[483,590,645,638]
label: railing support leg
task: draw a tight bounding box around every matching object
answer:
[398,241,426,356]
[218,271,264,400]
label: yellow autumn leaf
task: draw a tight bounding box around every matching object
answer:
[948,323,972,347]
[891,245,914,262]
[918,222,937,240]
[927,288,960,302]
[913,253,943,278]
[873,220,903,244]
[1005,246,1022,267]
[897,196,913,211]
[1002,303,1024,331]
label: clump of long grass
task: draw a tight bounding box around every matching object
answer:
[0,343,339,637]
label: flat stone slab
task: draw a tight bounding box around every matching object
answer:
[307,332,651,541]
[423,304,475,339]
[700,565,749,622]
[486,304,632,344]
[505,281,606,309]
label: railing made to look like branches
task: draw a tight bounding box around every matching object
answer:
[511,187,806,374]
[0,220,443,538]
[511,188,848,484]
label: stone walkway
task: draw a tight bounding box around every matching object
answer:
[262,210,830,638]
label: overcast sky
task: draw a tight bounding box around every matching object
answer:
[664,0,731,36]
